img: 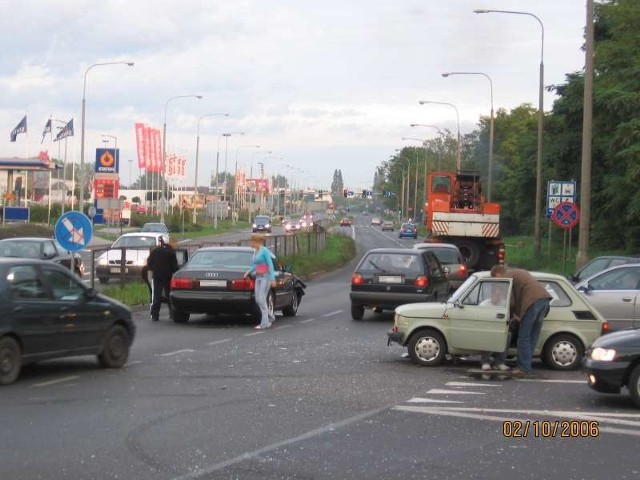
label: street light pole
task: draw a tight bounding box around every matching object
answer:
[442,71,495,201]
[193,113,229,223]
[233,145,260,223]
[418,100,461,170]
[163,94,202,223]
[474,8,544,253]
[80,61,133,212]
[216,131,244,198]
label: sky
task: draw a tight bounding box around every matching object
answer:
[0,0,588,191]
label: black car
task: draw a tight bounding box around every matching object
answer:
[0,237,84,277]
[349,248,449,320]
[252,215,272,233]
[169,247,305,323]
[0,259,134,385]
[584,328,640,408]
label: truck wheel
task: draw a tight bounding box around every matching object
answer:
[456,240,480,268]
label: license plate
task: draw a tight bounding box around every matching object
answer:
[110,267,127,274]
[378,275,402,284]
[200,280,227,287]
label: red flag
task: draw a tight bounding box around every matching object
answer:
[135,123,147,169]
[143,125,153,171]
[153,129,163,174]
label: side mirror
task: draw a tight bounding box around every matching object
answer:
[577,283,590,293]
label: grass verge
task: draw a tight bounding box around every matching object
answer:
[101,281,150,307]
[282,233,356,279]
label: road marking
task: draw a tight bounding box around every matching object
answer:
[178,239,192,243]
[172,405,389,480]
[517,379,587,384]
[244,331,264,337]
[158,349,195,357]
[446,382,501,388]
[274,325,292,330]
[407,398,463,404]
[300,318,316,324]
[321,310,343,318]
[33,375,80,387]
[207,338,232,346]
[427,388,486,395]
[125,360,142,367]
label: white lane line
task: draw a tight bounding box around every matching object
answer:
[427,388,485,395]
[244,331,264,337]
[125,360,142,367]
[33,375,80,388]
[518,379,587,384]
[300,318,316,324]
[446,382,501,388]
[158,349,195,357]
[407,398,463,404]
[178,239,192,243]
[321,310,343,318]
[274,325,292,330]
[207,338,232,346]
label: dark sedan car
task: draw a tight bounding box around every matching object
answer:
[0,237,84,277]
[398,222,418,239]
[252,215,272,233]
[0,259,134,385]
[169,247,305,323]
[584,328,640,408]
[350,248,449,320]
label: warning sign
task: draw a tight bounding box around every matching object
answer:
[95,148,119,174]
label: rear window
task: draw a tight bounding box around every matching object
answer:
[188,250,254,269]
[428,249,460,265]
[359,253,423,274]
[539,280,572,307]
[0,240,42,258]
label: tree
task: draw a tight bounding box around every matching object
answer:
[330,169,344,194]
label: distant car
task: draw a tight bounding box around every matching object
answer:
[95,232,168,284]
[340,218,352,227]
[284,220,301,232]
[413,243,469,291]
[381,220,394,231]
[371,218,382,226]
[350,248,449,320]
[0,259,135,385]
[0,237,84,277]
[362,211,369,216]
[388,271,609,370]
[585,328,640,408]
[571,255,640,284]
[141,222,169,235]
[281,217,291,226]
[169,247,305,323]
[252,215,272,233]
[576,264,640,331]
[398,222,418,239]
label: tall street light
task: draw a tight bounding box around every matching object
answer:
[80,61,134,212]
[233,145,260,222]
[418,100,461,170]
[474,8,545,254]
[442,71,495,201]
[216,131,244,198]
[410,123,445,170]
[193,112,229,223]
[163,94,203,222]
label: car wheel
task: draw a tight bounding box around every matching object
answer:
[407,329,447,367]
[628,365,640,408]
[0,337,21,385]
[98,277,109,285]
[351,304,364,320]
[98,325,130,369]
[543,334,583,370]
[172,309,190,324]
[282,290,299,317]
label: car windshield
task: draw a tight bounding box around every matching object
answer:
[255,216,270,223]
[142,223,167,232]
[112,236,157,248]
[0,240,42,258]
[188,250,254,269]
[359,253,422,274]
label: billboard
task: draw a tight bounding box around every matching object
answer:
[95,148,119,174]
[94,178,120,199]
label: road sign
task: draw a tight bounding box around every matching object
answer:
[87,206,97,218]
[54,211,93,251]
[547,180,576,219]
[552,202,580,229]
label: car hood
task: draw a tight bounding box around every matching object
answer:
[395,302,449,319]
[591,328,640,349]
[98,249,151,261]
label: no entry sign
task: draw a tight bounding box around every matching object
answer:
[552,202,580,229]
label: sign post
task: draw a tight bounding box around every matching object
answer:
[552,202,580,275]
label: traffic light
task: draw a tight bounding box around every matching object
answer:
[343,189,348,198]
[361,190,367,198]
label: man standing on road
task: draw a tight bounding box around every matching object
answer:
[490,265,552,377]
[147,236,178,322]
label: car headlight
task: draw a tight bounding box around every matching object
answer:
[252,224,257,228]
[98,257,108,266]
[590,347,617,361]
[265,224,270,228]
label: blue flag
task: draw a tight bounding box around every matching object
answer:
[54,118,74,142]
[10,115,27,142]
[41,118,52,144]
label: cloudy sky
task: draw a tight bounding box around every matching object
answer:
[1,0,587,190]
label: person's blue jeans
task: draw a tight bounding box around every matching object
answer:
[517,298,551,373]
[254,276,273,327]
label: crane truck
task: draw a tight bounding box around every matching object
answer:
[424,170,505,271]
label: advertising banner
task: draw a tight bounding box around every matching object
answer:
[135,123,147,169]
[95,148,119,174]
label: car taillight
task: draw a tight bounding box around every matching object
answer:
[497,246,505,263]
[171,277,195,289]
[351,273,364,285]
[459,265,467,275]
[230,277,255,291]
[414,275,429,288]
[601,322,610,334]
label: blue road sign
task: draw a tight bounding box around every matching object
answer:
[546,180,576,219]
[54,211,93,251]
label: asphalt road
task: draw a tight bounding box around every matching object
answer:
[2,216,639,480]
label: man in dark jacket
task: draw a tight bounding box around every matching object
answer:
[147,236,178,321]
[490,265,552,377]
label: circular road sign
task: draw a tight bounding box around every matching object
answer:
[87,205,97,218]
[54,211,94,251]
[552,202,580,229]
